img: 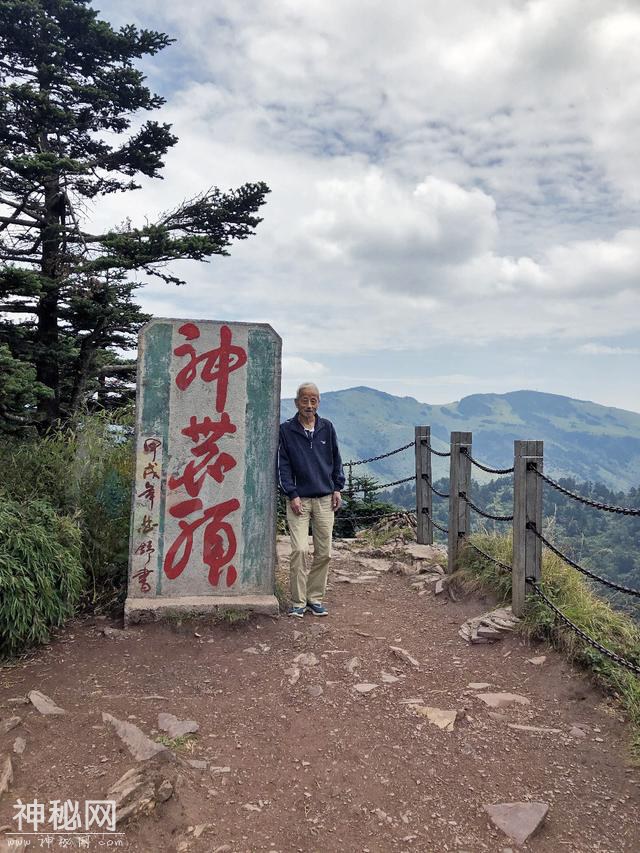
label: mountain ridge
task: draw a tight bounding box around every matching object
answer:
[280,387,640,490]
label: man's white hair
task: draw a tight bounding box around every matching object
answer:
[295,382,320,400]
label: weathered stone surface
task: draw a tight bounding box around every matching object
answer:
[106,764,175,826]
[483,801,549,845]
[102,713,170,761]
[569,726,587,739]
[345,656,360,673]
[390,561,416,577]
[284,666,300,685]
[12,738,26,755]
[293,652,318,667]
[187,759,208,770]
[507,724,562,734]
[476,693,531,708]
[410,705,458,731]
[434,577,450,595]
[28,690,66,715]
[125,320,281,623]
[389,646,420,668]
[0,717,21,735]
[0,755,13,798]
[403,543,446,562]
[158,713,199,738]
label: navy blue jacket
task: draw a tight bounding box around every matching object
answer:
[278,415,345,499]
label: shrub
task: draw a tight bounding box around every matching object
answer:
[0,496,85,656]
[0,410,134,603]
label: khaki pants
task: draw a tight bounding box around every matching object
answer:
[286,494,335,608]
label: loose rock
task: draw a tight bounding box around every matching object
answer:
[284,666,300,685]
[483,801,549,846]
[409,705,458,731]
[158,713,199,739]
[12,738,26,756]
[0,717,21,736]
[293,653,318,667]
[106,764,175,825]
[354,683,378,693]
[102,713,170,761]
[0,756,12,798]
[28,690,66,716]
[389,646,421,668]
[476,693,531,709]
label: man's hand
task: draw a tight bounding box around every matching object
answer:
[290,497,303,516]
[332,491,342,511]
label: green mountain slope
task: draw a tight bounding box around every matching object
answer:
[281,388,640,490]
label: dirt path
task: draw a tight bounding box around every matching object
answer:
[1,536,639,852]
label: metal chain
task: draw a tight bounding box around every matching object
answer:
[421,474,449,498]
[362,475,415,492]
[420,507,449,534]
[529,465,640,516]
[420,438,451,458]
[464,538,513,573]
[526,579,640,676]
[347,441,415,467]
[459,447,514,475]
[526,524,640,598]
[460,492,514,522]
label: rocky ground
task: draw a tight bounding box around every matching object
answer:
[1,533,639,853]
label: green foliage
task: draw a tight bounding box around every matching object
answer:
[0,410,134,602]
[456,533,640,752]
[0,494,84,656]
[0,343,52,429]
[0,0,269,429]
[155,734,197,751]
[334,474,397,537]
[384,475,640,618]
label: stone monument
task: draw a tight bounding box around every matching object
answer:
[125,318,281,624]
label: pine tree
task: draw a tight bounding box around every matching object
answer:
[0,0,269,428]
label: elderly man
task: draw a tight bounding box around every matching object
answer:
[278,383,345,617]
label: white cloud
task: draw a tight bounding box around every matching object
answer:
[577,343,640,356]
[85,1,640,410]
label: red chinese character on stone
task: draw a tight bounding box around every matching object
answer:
[173,323,247,412]
[137,514,158,536]
[143,438,161,461]
[138,481,156,509]
[133,565,153,593]
[167,412,237,497]
[164,497,240,587]
[143,461,160,480]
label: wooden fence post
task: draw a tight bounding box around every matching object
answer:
[447,431,472,574]
[512,440,543,617]
[415,426,432,545]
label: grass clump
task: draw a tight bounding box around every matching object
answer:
[0,495,85,657]
[155,734,197,751]
[456,532,640,752]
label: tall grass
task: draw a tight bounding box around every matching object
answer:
[0,409,134,608]
[0,496,85,656]
[456,532,640,752]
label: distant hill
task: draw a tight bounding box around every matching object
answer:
[280,388,640,490]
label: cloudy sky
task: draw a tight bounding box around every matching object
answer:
[98,0,640,411]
